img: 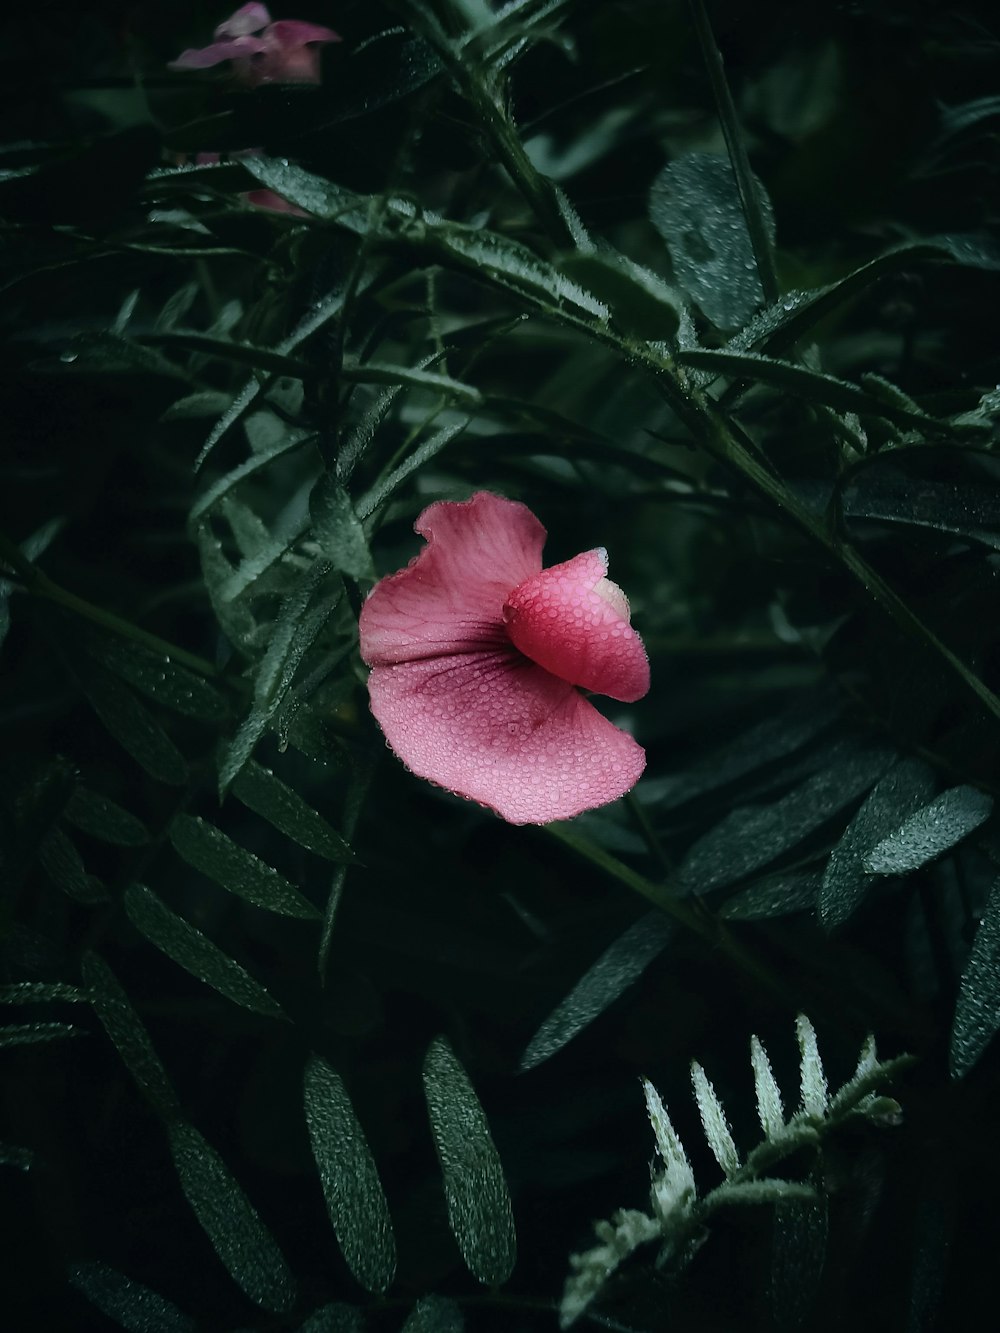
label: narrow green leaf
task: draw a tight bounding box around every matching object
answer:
[310,475,375,581]
[820,758,937,927]
[79,665,188,786]
[690,1062,740,1177]
[0,982,84,1004]
[141,330,311,378]
[708,1179,814,1209]
[303,1055,397,1294]
[190,429,313,526]
[676,348,935,427]
[680,741,892,893]
[642,1078,694,1192]
[649,152,774,328]
[950,876,1000,1078]
[907,1199,951,1333]
[520,912,673,1070]
[39,827,108,904]
[863,785,993,876]
[721,870,821,921]
[123,884,286,1019]
[795,1015,828,1118]
[68,1262,195,1333]
[169,815,321,919]
[167,1119,295,1311]
[232,762,355,864]
[356,420,469,520]
[401,1295,464,1332]
[85,635,227,721]
[0,1021,83,1047]
[296,1303,366,1333]
[82,952,181,1119]
[422,1036,517,1286]
[217,561,342,794]
[750,1035,785,1139]
[342,359,482,406]
[64,786,149,847]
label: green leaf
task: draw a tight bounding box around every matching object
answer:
[68,1262,195,1333]
[750,1035,785,1140]
[232,761,355,864]
[649,152,774,328]
[355,420,470,520]
[38,827,108,904]
[642,1078,695,1195]
[675,348,935,428]
[820,758,937,928]
[64,786,149,847]
[950,876,1000,1078]
[81,952,181,1119]
[0,982,84,1004]
[303,1055,397,1294]
[679,741,893,893]
[0,1021,83,1047]
[795,1015,828,1118]
[690,1062,740,1177]
[162,390,235,421]
[169,815,321,919]
[520,912,673,1071]
[863,786,993,876]
[190,429,313,526]
[123,884,286,1019]
[167,1119,295,1311]
[309,475,375,581]
[296,1303,366,1333]
[0,1141,33,1170]
[79,664,188,786]
[422,1035,517,1285]
[140,330,311,378]
[85,634,227,721]
[217,560,342,794]
[401,1295,464,1332]
[342,359,482,406]
[558,251,683,339]
[721,870,821,921]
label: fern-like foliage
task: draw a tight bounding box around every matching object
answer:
[560,1016,912,1328]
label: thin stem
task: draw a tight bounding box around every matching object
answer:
[1,529,218,678]
[687,0,780,304]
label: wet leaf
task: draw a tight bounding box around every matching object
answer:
[169,815,321,919]
[64,786,149,847]
[303,1055,397,1293]
[167,1119,295,1311]
[401,1294,464,1332]
[68,1262,195,1333]
[79,664,188,786]
[520,911,673,1070]
[310,475,375,581]
[123,884,286,1019]
[770,1194,828,1331]
[422,1036,516,1285]
[950,876,1000,1078]
[85,635,227,721]
[721,870,821,921]
[231,761,355,864]
[864,786,993,876]
[0,1021,83,1047]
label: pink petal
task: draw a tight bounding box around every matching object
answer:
[214,3,272,38]
[503,549,650,702]
[367,652,646,824]
[266,20,342,47]
[359,492,546,667]
[244,188,310,216]
[169,35,267,70]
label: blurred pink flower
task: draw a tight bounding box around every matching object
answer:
[359,492,649,825]
[170,4,341,87]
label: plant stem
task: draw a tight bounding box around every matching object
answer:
[1,529,218,678]
[687,0,779,304]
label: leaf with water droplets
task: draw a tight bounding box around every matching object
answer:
[123,884,286,1019]
[649,152,775,329]
[85,634,227,721]
[303,1055,397,1293]
[422,1036,516,1285]
[401,1294,464,1332]
[520,911,673,1070]
[39,826,108,904]
[167,1118,295,1311]
[78,664,188,786]
[950,876,1000,1078]
[721,870,821,921]
[691,1062,740,1177]
[232,761,355,864]
[796,1015,828,1118]
[169,815,321,919]
[863,786,993,876]
[820,758,937,928]
[68,1262,195,1333]
[770,1194,828,1332]
[295,1303,366,1333]
[309,475,375,581]
[0,1021,83,1047]
[64,786,149,847]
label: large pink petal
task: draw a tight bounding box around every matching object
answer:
[266,20,342,47]
[367,651,646,824]
[503,549,650,702]
[169,35,267,70]
[215,4,272,38]
[359,492,546,667]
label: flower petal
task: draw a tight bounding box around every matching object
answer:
[503,549,650,702]
[214,4,272,39]
[359,492,546,667]
[169,35,267,70]
[367,652,646,824]
[266,20,342,47]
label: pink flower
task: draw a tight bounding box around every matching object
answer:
[359,492,650,825]
[169,4,341,87]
